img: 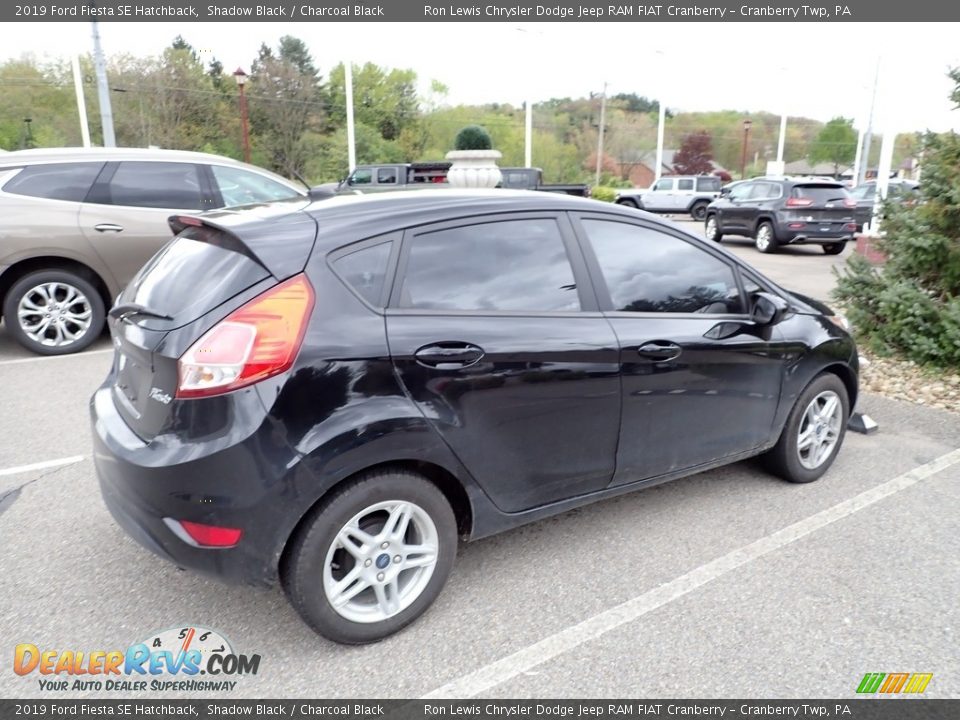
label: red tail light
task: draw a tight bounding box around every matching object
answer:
[177,274,314,399]
[843,197,857,208]
[179,520,243,547]
[786,197,813,207]
[844,223,857,231]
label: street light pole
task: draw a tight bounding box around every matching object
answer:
[233,68,251,164]
[740,119,752,180]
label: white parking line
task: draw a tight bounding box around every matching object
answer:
[0,456,85,477]
[423,447,960,699]
[0,348,112,366]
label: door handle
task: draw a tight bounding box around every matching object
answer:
[94,223,124,233]
[414,342,485,369]
[637,341,682,361]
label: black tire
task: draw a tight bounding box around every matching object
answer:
[754,221,778,254]
[690,201,709,222]
[704,214,723,243]
[822,242,846,255]
[283,469,458,644]
[2,269,105,356]
[763,373,850,484]
[617,198,640,209]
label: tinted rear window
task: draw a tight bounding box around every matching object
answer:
[2,162,103,202]
[122,228,268,329]
[100,162,204,209]
[696,177,721,191]
[333,241,392,307]
[791,184,851,203]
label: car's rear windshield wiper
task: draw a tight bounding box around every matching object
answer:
[109,303,173,322]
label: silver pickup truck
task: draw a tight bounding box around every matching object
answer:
[616,175,722,221]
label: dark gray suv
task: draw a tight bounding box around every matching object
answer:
[704,178,858,254]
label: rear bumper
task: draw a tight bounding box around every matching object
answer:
[779,233,853,246]
[91,385,307,587]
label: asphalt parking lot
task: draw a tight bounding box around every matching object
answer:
[1,222,957,699]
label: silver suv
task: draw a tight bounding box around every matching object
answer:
[0,147,304,355]
[616,175,722,221]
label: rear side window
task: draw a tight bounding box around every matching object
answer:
[377,168,397,184]
[677,179,694,191]
[696,177,721,192]
[333,241,392,307]
[398,219,580,312]
[2,162,103,202]
[791,184,850,203]
[210,165,298,207]
[100,162,204,209]
[583,219,741,314]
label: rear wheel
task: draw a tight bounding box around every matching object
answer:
[822,242,846,255]
[283,469,457,644]
[763,373,849,483]
[617,198,639,209]
[690,201,709,222]
[704,215,723,243]
[754,221,777,254]
[2,269,105,355]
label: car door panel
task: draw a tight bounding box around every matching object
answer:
[571,213,787,484]
[385,213,621,513]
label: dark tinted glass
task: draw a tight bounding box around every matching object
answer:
[399,219,579,312]
[584,220,740,314]
[333,241,392,307]
[377,168,397,184]
[105,162,203,209]
[696,176,721,191]
[2,162,102,202]
[677,179,694,190]
[790,184,850,203]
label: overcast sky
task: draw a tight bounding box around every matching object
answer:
[7,22,960,132]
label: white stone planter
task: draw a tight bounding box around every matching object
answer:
[445,149,502,189]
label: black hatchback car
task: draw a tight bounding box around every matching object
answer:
[92,191,858,644]
[704,178,858,254]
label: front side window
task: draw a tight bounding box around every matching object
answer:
[583,219,741,314]
[211,165,299,207]
[350,169,372,185]
[102,162,203,209]
[2,162,103,202]
[653,178,674,191]
[677,179,694,191]
[399,219,579,312]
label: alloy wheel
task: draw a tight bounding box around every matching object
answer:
[796,390,842,470]
[755,225,773,252]
[17,281,93,348]
[323,500,439,624]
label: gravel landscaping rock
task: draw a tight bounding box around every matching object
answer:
[859,350,960,414]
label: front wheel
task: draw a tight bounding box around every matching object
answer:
[704,215,723,243]
[690,201,709,222]
[283,469,457,644]
[754,221,777,253]
[822,242,846,255]
[763,373,849,483]
[2,269,105,355]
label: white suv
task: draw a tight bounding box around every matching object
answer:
[616,175,722,221]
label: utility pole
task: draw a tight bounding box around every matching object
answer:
[858,57,881,186]
[71,55,91,147]
[345,60,356,173]
[594,82,607,187]
[90,20,116,147]
[525,100,533,168]
[655,100,666,182]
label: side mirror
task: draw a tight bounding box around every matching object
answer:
[752,292,789,326]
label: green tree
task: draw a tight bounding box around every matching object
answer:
[834,122,960,367]
[809,116,857,174]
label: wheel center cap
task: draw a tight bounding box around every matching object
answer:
[375,553,390,569]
